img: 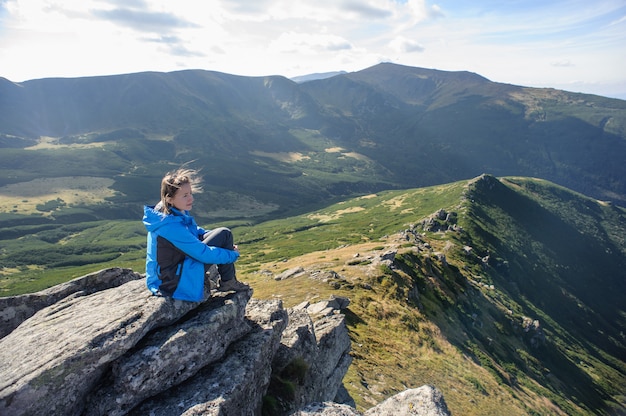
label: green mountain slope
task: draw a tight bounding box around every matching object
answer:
[1,63,625,228]
[237,175,625,415]
[1,175,624,414]
[301,63,626,203]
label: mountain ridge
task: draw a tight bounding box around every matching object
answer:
[240,174,626,414]
[1,62,625,218]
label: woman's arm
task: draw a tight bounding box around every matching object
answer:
[160,222,239,265]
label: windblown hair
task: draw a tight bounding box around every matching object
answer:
[158,168,202,214]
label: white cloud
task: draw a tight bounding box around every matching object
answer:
[0,0,624,98]
[339,1,393,19]
[390,35,425,53]
[90,7,199,33]
[270,32,353,54]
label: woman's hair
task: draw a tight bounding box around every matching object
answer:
[158,168,202,214]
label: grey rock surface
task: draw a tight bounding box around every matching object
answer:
[84,291,253,416]
[0,267,449,416]
[0,267,142,338]
[128,298,288,416]
[363,385,451,416]
[0,277,203,415]
[293,385,450,416]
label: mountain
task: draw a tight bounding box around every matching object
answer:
[238,174,626,415]
[300,64,626,204]
[0,173,624,414]
[0,64,625,413]
[0,62,625,228]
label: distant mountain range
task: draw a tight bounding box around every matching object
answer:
[1,63,625,223]
[0,64,625,414]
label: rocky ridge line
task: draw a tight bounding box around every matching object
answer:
[0,267,450,415]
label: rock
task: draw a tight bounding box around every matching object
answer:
[0,267,142,338]
[307,301,336,316]
[310,270,343,282]
[275,266,305,280]
[127,298,288,416]
[311,315,353,403]
[331,296,351,310]
[380,250,397,262]
[294,300,311,310]
[293,402,361,415]
[267,304,353,415]
[0,278,205,416]
[273,308,317,376]
[434,252,447,267]
[0,268,359,416]
[305,296,350,317]
[84,290,253,416]
[419,209,459,233]
[364,385,450,416]
[292,385,450,416]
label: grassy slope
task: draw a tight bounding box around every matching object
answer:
[1,176,625,415]
[239,175,626,415]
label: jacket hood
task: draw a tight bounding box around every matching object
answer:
[143,205,190,232]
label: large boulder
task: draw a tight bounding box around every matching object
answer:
[0,267,142,338]
[269,307,353,415]
[0,277,216,415]
[0,268,358,416]
[364,385,450,416]
[84,291,253,416]
[128,298,288,415]
[294,385,450,416]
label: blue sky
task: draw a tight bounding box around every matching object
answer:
[1,0,625,98]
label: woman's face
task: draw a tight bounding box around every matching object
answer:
[167,182,194,212]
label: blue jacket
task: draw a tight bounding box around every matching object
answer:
[143,205,240,301]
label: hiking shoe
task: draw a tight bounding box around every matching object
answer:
[218,278,249,292]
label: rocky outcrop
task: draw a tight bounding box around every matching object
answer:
[293,385,450,416]
[0,267,450,416]
[0,267,141,338]
[364,385,450,415]
[0,276,210,415]
[84,292,255,415]
[127,298,288,416]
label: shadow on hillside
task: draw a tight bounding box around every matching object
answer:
[451,178,626,413]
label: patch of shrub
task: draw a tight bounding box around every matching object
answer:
[36,198,66,212]
[263,357,310,415]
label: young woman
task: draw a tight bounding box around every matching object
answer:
[143,168,248,301]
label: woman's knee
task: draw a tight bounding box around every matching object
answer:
[203,227,234,247]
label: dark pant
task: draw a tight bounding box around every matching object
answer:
[202,227,236,282]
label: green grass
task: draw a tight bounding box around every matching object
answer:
[0,220,147,295]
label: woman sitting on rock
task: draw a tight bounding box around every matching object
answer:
[142,168,248,301]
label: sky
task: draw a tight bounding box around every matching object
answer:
[1,0,625,99]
